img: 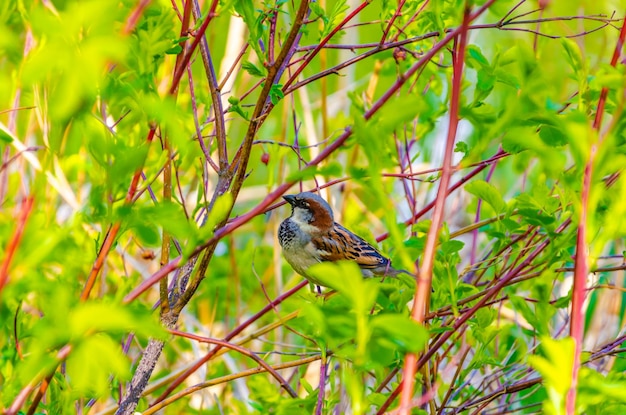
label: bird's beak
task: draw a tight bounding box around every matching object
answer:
[283,194,296,205]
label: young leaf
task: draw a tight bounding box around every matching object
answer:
[465,180,506,214]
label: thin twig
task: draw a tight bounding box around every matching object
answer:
[169,329,298,397]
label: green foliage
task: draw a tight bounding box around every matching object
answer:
[297,262,427,369]
[529,337,575,415]
[1,0,625,414]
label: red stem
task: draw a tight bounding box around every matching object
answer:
[283,1,371,91]
[169,329,298,397]
[566,15,626,415]
[0,196,34,298]
[152,280,307,404]
[169,0,220,95]
[81,127,157,301]
[379,0,407,45]
[377,218,572,414]
[122,0,152,35]
[396,5,471,414]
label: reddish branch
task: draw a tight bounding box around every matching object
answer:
[377,148,507,243]
[169,329,298,397]
[152,281,307,404]
[315,356,328,415]
[396,6,471,415]
[122,0,152,35]
[7,344,72,415]
[567,15,626,415]
[376,215,572,414]
[0,196,34,298]
[80,126,157,302]
[169,0,220,95]
[380,0,407,45]
[283,0,371,91]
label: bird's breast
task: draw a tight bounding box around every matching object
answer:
[278,218,321,276]
[278,219,300,250]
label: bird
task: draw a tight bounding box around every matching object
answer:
[278,191,410,287]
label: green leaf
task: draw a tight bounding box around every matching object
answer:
[226,100,249,120]
[466,45,490,69]
[494,67,520,89]
[139,202,196,242]
[309,2,326,20]
[69,303,166,339]
[441,239,464,255]
[372,94,424,135]
[0,123,14,143]
[320,0,349,38]
[509,295,542,334]
[234,0,264,60]
[454,141,469,155]
[165,44,182,55]
[371,314,428,353]
[529,337,575,414]
[561,38,584,78]
[202,192,234,238]
[66,334,131,396]
[539,125,567,147]
[589,64,625,90]
[133,221,160,245]
[300,377,314,394]
[242,60,266,77]
[285,165,318,182]
[307,262,378,314]
[465,180,506,214]
[474,307,495,329]
[269,84,284,105]
[474,68,495,102]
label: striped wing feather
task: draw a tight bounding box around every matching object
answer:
[312,223,389,270]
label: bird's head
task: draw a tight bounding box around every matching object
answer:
[283,192,334,231]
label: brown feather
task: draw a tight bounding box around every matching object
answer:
[313,223,389,269]
[308,199,334,230]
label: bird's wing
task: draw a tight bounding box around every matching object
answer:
[312,224,390,270]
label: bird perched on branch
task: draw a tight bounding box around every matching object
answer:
[278,191,410,287]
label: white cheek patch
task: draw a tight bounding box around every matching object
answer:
[296,222,320,235]
[290,208,320,234]
[291,207,310,223]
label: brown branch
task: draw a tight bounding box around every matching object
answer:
[160,0,312,317]
[192,0,227,169]
[229,0,311,187]
[168,0,220,95]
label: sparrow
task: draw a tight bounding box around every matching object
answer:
[278,191,410,287]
